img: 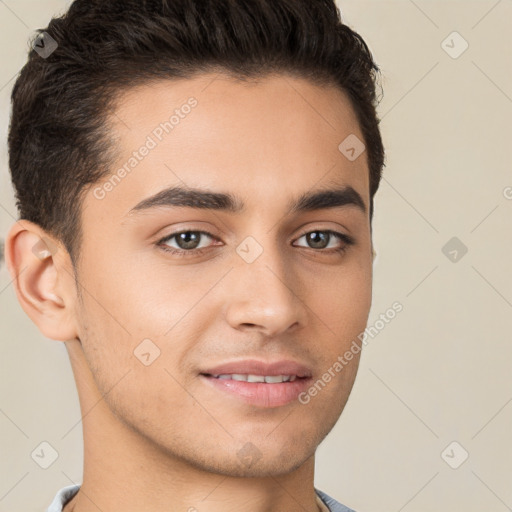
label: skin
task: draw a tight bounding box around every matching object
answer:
[5,72,373,512]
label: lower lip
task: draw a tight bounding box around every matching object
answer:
[200,374,312,408]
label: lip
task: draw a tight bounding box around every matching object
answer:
[200,374,312,407]
[200,359,313,378]
[199,359,313,408]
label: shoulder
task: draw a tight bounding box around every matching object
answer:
[315,487,358,512]
[46,484,81,512]
[47,484,353,512]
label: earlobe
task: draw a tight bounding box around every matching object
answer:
[4,220,79,342]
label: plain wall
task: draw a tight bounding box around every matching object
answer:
[1,1,511,511]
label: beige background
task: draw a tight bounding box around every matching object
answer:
[1,1,511,511]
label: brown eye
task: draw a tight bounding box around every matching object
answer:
[157,230,219,256]
[294,230,355,253]
[304,231,330,249]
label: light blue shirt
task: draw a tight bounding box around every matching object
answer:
[47,484,356,512]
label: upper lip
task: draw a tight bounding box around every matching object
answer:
[200,359,312,378]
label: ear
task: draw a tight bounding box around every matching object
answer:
[4,220,79,342]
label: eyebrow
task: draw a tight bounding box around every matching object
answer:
[126,185,367,217]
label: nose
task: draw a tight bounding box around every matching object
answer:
[223,243,308,337]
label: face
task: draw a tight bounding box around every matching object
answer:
[73,73,372,477]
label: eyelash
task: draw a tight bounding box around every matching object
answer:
[156,229,355,258]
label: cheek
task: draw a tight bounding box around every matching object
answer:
[309,258,372,339]
[75,255,208,392]
[76,287,191,428]
[78,251,180,338]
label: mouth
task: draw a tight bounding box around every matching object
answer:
[200,358,312,379]
[201,373,305,383]
[199,371,313,407]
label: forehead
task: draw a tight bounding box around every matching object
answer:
[84,73,369,224]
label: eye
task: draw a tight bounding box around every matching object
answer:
[293,230,355,254]
[157,230,219,257]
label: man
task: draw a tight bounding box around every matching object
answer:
[5,0,384,510]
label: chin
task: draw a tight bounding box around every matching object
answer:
[194,450,312,478]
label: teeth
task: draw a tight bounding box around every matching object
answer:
[212,374,298,383]
[247,375,266,383]
[264,375,285,383]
